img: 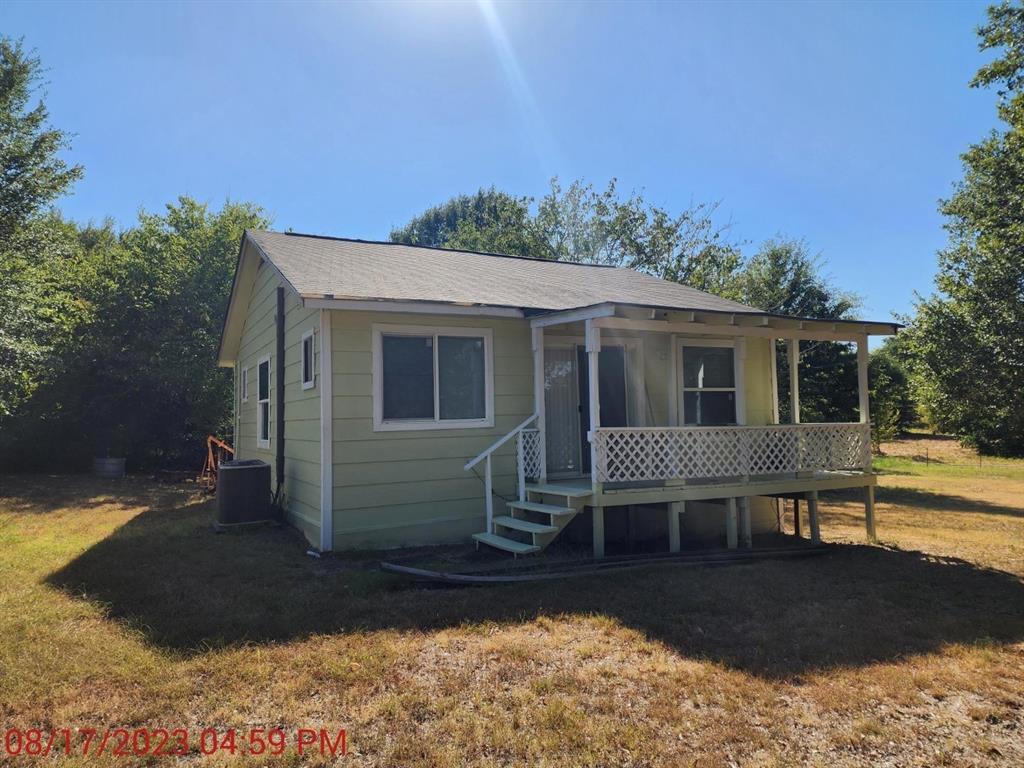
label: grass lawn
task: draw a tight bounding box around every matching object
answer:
[1,433,1023,766]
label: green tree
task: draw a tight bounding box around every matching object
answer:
[1,198,269,470]
[391,177,743,295]
[389,187,545,257]
[0,37,85,418]
[0,38,83,239]
[741,238,862,424]
[869,339,918,450]
[903,2,1024,455]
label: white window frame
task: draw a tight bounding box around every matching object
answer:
[301,328,316,390]
[257,354,271,448]
[676,337,740,426]
[372,323,494,432]
[240,366,249,403]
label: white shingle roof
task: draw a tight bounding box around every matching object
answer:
[246,230,762,315]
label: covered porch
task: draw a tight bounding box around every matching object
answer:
[504,302,896,557]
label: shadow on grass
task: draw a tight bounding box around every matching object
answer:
[0,474,193,515]
[44,490,1024,680]
[826,485,1023,519]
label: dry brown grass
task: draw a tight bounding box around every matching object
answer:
[1,438,1023,767]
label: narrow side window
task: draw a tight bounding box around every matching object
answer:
[241,367,248,403]
[301,329,315,390]
[257,356,271,448]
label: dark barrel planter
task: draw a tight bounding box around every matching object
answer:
[92,457,126,479]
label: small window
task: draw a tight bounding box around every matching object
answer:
[301,329,315,390]
[682,345,736,426]
[257,356,271,448]
[373,325,493,431]
[240,367,248,403]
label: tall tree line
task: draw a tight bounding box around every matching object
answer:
[899,2,1024,456]
[0,39,268,470]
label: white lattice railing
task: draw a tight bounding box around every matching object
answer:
[591,423,871,484]
[517,428,543,488]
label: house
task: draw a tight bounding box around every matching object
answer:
[217,230,899,557]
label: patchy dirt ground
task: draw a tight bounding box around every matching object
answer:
[1,435,1022,766]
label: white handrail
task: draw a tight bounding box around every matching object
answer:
[464,413,539,535]
[464,413,538,471]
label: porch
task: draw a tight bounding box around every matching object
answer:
[468,302,894,557]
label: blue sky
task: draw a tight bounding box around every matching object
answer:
[2,0,998,326]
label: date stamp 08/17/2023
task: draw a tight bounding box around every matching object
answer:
[3,727,347,759]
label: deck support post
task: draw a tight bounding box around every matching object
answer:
[808,490,821,544]
[739,497,752,548]
[865,485,877,543]
[668,501,682,553]
[793,498,802,538]
[531,326,547,482]
[592,505,605,559]
[726,498,738,549]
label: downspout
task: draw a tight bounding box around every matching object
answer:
[275,287,286,498]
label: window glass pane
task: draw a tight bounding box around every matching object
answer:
[682,347,734,388]
[438,336,485,420]
[259,402,270,440]
[258,361,269,400]
[683,391,736,426]
[382,335,434,420]
[303,336,313,383]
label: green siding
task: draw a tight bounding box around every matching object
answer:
[330,310,532,550]
[234,263,321,544]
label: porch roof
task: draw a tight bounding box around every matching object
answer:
[529,302,901,339]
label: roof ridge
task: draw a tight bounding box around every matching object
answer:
[255,229,620,268]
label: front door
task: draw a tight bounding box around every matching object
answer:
[578,345,629,473]
[543,344,631,476]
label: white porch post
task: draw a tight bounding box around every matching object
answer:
[787,338,801,424]
[857,335,870,425]
[532,326,547,481]
[585,319,601,486]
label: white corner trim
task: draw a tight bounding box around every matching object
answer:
[301,327,316,390]
[370,323,495,432]
[319,310,334,552]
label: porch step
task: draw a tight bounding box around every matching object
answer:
[494,515,558,535]
[472,532,541,555]
[507,500,577,517]
[525,482,593,498]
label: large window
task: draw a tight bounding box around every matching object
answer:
[373,325,493,431]
[681,344,737,426]
[257,355,271,447]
